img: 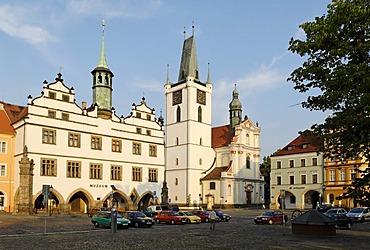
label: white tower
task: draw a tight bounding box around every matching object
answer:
[164,32,214,206]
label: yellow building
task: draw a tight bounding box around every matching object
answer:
[324,157,367,208]
[0,102,27,212]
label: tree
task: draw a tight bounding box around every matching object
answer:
[260,156,271,206]
[288,0,370,205]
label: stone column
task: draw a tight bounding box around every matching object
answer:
[18,145,34,215]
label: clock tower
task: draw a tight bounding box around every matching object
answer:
[164,32,214,206]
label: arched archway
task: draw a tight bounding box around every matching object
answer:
[0,191,5,211]
[137,191,154,211]
[304,190,321,209]
[101,190,133,212]
[276,190,296,210]
[33,188,64,214]
[66,188,94,214]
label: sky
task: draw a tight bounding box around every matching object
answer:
[0,0,332,159]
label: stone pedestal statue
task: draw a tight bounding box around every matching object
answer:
[17,145,34,215]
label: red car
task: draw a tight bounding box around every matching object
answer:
[254,210,287,225]
[154,211,187,225]
[192,210,211,223]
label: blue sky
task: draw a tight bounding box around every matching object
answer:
[0,0,332,159]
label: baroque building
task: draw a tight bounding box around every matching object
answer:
[11,22,165,214]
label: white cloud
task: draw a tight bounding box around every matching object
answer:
[0,4,52,45]
[66,0,163,19]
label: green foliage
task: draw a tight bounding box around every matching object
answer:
[259,156,271,178]
[288,0,370,204]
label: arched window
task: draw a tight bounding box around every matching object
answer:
[199,138,202,145]
[104,75,109,85]
[176,137,179,145]
[199,158,202,165]
[228,184,232,196]
[174,178,178,186]
[98,74,102,84]
[246,156,251,169]
[198,106,202,122]
[176,158,179,165]
[246,134,250,144]
[176,106,181,122]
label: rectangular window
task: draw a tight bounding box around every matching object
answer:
[41,158,57,176]
[132,142,141,155]
[147,114,151,120]
[111,165,122,180]
[62,113,69,121]
[289,176,294,185]
[112,139,122,153]
[289,160,294,168]
[146,130,151,136]
[136,128,142,134]
[301,159,305,167]
[91,136,102,150]
[340,169,346,181]
[149,145,157,157]
[148,168,158,182]
[0,141,6,153]
[68,133,80,147]
[90,163,102,179]
[210,182,216,190]
[351,169,356,180]
[312,174,318,184]
[49,91,56,99]
[312,158,318,166]
[132,167,142,182]
[48,110,56,118]
[42,129,56,144]
[0,164,5,176]
[276,161,281,169]
[277,176,282,185]
[329,170,336,181]
[301,175,306,184]
[67,161,81,178]
[136,112,141,118]
[62,94,70,102]
[290,196,296,204]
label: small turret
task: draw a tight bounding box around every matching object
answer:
[229,84,243,132]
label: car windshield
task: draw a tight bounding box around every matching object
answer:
[349,208,364,213]
[170,212,180,216]
[215,210,224,215]
[184,212,193,216]
[262,212,273,216]
[134,212,147,217]
[326,210,338,214]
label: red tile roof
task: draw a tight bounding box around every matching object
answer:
[272,132,322,157]
[0,101,28,123]
[0,109,14,134]
[212,125,233,148]
[201,166,229,181]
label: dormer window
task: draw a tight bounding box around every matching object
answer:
[287,146,294,151]
[302,144,308,149]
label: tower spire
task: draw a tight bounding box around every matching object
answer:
[206,62,211,84]
[229,83,243,132]
[178,24,199,82]
[97,20,109,69]
[166,64,171,85]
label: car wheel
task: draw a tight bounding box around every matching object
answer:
[346,222,352,229]
[155,219,160,224]
[94,222,99,228]
[170,219,176,225]
[268,219,273,225]
[204,218,209,223]
[134,222,139,228]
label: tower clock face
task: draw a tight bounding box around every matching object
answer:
[173,90,182,105]
[197,90,206,105]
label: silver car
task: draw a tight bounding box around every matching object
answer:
[346,207,370,222]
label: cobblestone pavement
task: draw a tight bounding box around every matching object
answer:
[0,209,369,250]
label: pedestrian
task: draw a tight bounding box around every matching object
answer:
[209,210,217,230]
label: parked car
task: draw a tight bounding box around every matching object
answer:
[192,210,211,223]
[324,208,348,218]
[87,207,109,217]
[154,211,187,225]
[91,211,130,229]
[214,210,232,222]
[331,213,353,229]
[346,207,370,222]
[121,211,155,228]
[178,211,201,224]
[254,210,286,225]
[317,203,332,213]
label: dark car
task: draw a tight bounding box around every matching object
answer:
[214,210,231,222]
[324,208,352,229]
[121,211,155,228]
[254,210,286,225]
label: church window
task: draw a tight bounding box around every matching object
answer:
[198,106,202,122]
[67,161,81,178]
[90,163,102,179]
[132,167,142,182]
[111,165,122,180]
[104,75,109,85]
[174,178,179,186]
[175,158,179,166]
[42,129,56,144]
[176,137,179,145]
[199,138,202,145]
[176,106,181,122]
[91,136,102,150]
[148,168,158,182]
[246,156,251,169]
[210,182,215,190]
[41,158,57,176]
[68,132,81,148]
[98,74,102,84]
